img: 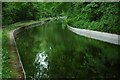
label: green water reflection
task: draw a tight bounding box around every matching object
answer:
[15,20,120,79]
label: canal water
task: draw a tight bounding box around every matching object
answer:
[15,20,120,79]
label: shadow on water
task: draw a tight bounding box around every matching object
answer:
[15,20,120,79]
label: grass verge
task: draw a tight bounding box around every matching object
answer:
[2,19,48,78]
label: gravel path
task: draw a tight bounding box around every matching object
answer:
[2,21,31,30]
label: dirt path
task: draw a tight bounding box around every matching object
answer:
[8,28,26,79]
[2,21,31,30]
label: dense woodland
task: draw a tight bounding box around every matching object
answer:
[2,2,120,78]
[2,2,120,34]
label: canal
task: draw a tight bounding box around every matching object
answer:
[15,20,120,79]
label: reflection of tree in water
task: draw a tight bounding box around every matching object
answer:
[34,51,48,78]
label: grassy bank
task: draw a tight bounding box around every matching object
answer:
[2,21,33,78]
[2,19,48,78]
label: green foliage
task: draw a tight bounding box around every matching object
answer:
[65,2,120,34]
[3,2,120,34]
[2,30,11,78]
[2,2,54,26]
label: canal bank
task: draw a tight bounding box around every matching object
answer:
[8,19,51,78]
[68,25,120,45]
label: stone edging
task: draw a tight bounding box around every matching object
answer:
[68,25,120,45]
[8,19,51,79]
